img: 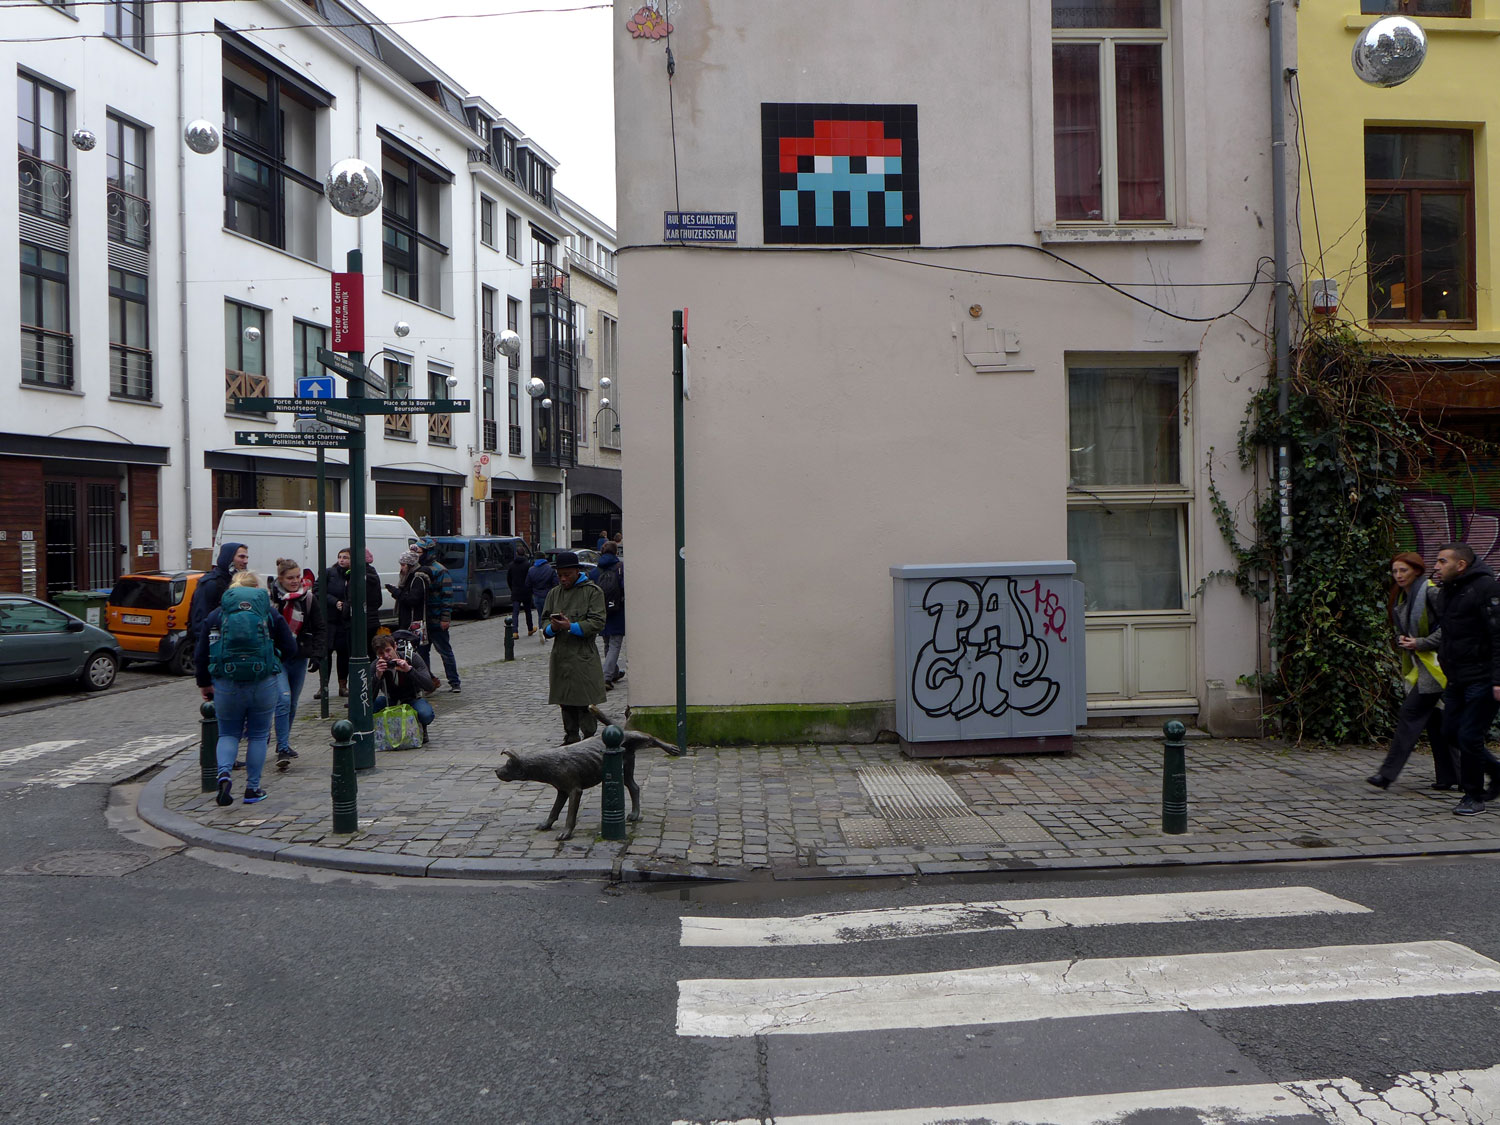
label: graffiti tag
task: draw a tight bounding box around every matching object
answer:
[911,577,1062,721]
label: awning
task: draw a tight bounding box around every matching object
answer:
[2,432,170,466]
[567,465,621,507]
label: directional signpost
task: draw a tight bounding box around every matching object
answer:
[235,430,355,449]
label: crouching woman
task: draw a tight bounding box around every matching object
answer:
[372,632,437,744]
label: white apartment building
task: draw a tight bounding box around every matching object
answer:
[1,0,615,595]
[615,0,1283,739]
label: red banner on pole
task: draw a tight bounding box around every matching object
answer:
[331,272,365,352]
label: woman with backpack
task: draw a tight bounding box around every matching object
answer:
[195,571,298,807]
[270,557,325,771]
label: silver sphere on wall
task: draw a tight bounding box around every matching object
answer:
[184,119,221,154]
[325,158,383,218]
[70,129,97,152]
[600,397,611,408]
[526,376,547,399]
[1352,16,1427,88]
[598,376,611,390]
[394,321,411,338]
[242,325,262,344]
[540,397,553,410]
[498,329,522,359]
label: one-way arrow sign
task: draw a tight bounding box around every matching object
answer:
[236,430,355,449]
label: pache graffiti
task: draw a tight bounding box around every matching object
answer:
[1403,491,1500,569]
[911,576,1062,721]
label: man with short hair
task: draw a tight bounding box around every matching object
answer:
[540,551,607,743]
[1432,542,1500,815]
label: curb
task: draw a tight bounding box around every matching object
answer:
[136,751,1500,884]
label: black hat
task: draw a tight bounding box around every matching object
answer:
[553,550,580,568]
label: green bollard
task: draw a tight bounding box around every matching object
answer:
[1162,719,1188,835]
[504,617,516,662]
[330,718,358,834]
[600,724,627,841]
[199,700,218,793]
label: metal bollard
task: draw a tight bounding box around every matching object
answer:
[330,718,358,834]
[199,700,218,793]
[600,724,627,840]
[1162,719,1188,835]
[504,617,516,662]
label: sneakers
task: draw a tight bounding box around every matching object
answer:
[448,684,462,693]
[276,748,298,772]
[215,777,234,807]
[1453,795,1486,816]
[243,787,268,805]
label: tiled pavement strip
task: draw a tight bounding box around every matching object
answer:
[141,631,1500,881]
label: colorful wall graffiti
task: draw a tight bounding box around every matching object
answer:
[1398,435,1500,567]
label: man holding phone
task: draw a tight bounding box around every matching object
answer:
[540,551,607,743]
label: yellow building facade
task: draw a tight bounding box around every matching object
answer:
[1298,1,1500,558]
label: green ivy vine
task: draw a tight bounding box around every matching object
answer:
[1208,325,1426,743]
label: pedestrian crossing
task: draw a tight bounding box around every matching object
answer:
[671,886,1500,1124]
[0,733,191,787]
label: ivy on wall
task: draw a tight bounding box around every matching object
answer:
[1210,326,1426,743]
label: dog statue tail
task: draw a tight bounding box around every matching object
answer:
[589,703,683,756]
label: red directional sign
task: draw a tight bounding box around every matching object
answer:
[331,272,364,352]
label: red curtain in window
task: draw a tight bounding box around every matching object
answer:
[1115,44,1165,221]
[1053,44,1103,221]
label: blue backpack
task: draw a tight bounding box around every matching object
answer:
[208,586,278,682]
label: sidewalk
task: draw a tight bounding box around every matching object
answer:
[138,631,1500,882]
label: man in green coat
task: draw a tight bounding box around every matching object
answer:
[541,551,608,743]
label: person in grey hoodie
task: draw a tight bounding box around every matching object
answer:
[1368,552,1456,791]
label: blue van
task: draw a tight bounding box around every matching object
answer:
[432,536,529,619]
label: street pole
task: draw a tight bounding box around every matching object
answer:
[1269,0,1293,604]
[317,448,329,719]
[672,310,687,755]
[345,247,374,770]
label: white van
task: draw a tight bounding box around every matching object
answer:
[212,509,419,621]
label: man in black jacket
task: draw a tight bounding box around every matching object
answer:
[507,550,536,637]
[1432,542,1500,815]
[187,542,247,645]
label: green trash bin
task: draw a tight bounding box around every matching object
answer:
[53,589,112,628]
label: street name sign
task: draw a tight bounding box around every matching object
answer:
[316,347,361,380]
[235,397,319,413]
[341,398,472,415]
[664,211,738,242]
[236,430,355,449]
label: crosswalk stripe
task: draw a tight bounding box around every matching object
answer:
[25,735,189,787]
[676,940,1500,1038]
[0,740,86,768]
[667,1064,1500,1125]
[679,887,1369,947]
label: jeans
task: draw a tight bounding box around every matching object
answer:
[374,694,435,728]
[274,659,308,753]
[1442,680,1500,798]
[1376,688,1456,785]
[420,624,460,688]
[213,676,278,790]
[602,634,625,683]
[511,597,535,632]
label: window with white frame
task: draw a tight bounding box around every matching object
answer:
[480,195,495,247]
[505,211,520,260]
[381,142,450,309]
[1065,361,1188,612]
[1052,0,1169,225]
[107,0,146,52]
[384,354,413,438]
[577,388,588,447]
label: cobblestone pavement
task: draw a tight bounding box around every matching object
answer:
[142,629,1500,880]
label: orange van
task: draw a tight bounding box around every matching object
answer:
[104,570,201,675]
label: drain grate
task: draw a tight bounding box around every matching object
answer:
[857,763,973,819]
[4,849,162,877]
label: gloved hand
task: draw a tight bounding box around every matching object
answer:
[385,583,399,596]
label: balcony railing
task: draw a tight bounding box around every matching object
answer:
[106,185,151,249]
[385,412,411,439]
[483,419,498,451]
[226,368,269,410]
[508,423,522,455]
[18,152,70,224]
[22,325,72,389]
[531,261,569,297]
[428,412,452,444]
[110,343,152,400]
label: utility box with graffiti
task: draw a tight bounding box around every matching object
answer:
[891,562,1086,757]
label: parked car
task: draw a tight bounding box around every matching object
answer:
[0,594,122,692]
[544,547,600,570]
[104,571,200,675]
[431,536,530,618]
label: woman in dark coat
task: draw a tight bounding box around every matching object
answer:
[270,557,325,766]
[319,546,383,697]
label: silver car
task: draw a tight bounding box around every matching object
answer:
[0,594,122,692]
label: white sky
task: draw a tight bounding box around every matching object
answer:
[360,0,617,228]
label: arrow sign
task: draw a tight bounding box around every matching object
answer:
[235,430,355,449]
[314,404,364,432]
[341,398,472,415]
[316,347,361,381]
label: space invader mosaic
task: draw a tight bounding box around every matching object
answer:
[762,103,920,245]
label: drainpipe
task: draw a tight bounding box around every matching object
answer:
[1270,0,1293,602]
[176,1,193,565]
[471,172,481,535]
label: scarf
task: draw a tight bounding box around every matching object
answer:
[275,584,310,636]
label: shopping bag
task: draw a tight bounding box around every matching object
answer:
[373,703,424,751]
